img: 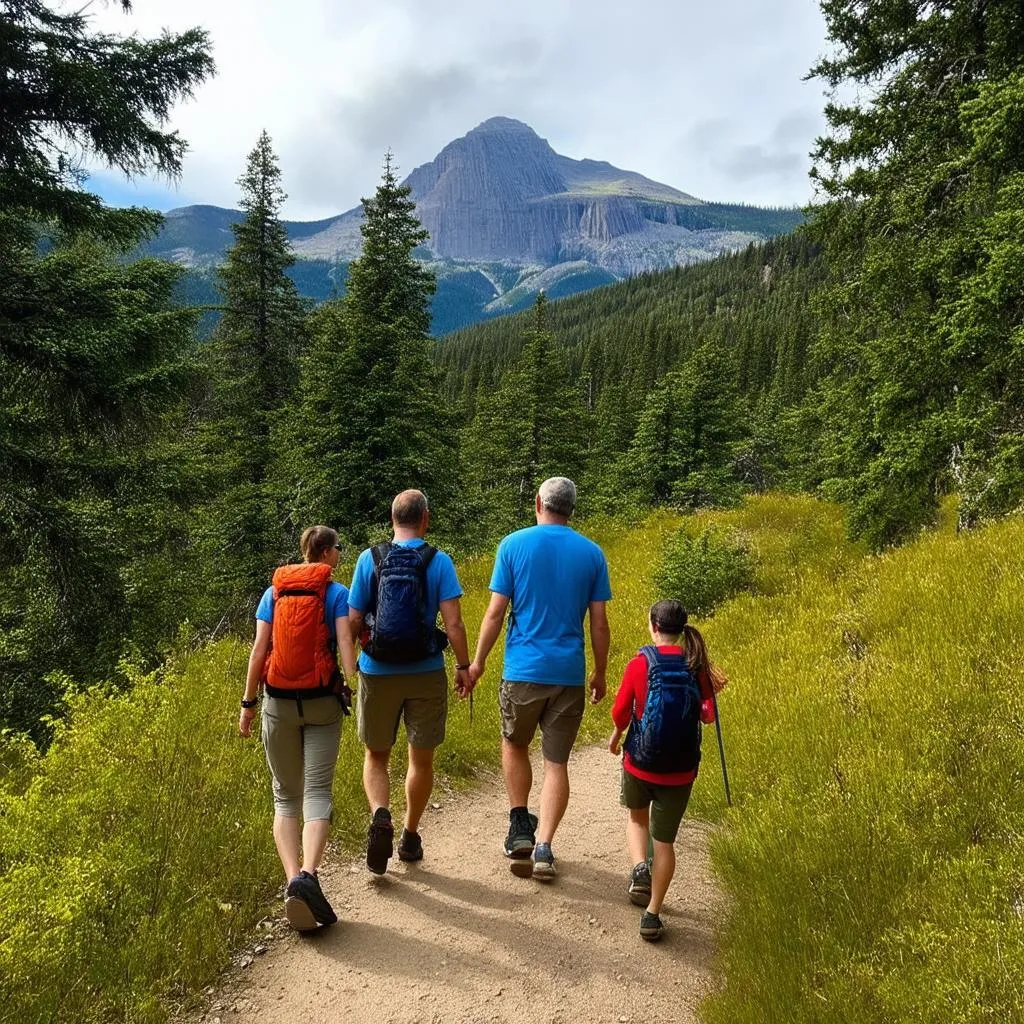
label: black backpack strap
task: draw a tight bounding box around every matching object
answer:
[417,543,438,570]
[370,542,392,570]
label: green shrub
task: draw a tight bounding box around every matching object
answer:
[654,525,755,616]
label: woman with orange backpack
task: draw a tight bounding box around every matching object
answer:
[239,525,357,932]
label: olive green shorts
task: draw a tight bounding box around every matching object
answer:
[357,668,448,751]
[499,680,585,764]
[620,769,694,844]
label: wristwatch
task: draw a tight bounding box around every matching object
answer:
[455,663,471,671]
[240,696,259,709]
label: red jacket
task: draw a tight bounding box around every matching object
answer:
[611,645,715,785]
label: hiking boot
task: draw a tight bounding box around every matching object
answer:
[639,911,665,942]
[504,808,538,876]
[397,828,423,862]
[628,861,652,906]
[531,842,556,881]
[284,874,318,932]
[366,807,394,875]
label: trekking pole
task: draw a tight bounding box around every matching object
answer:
[710,686,732,807]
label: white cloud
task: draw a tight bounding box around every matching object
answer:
[89,0,829,219]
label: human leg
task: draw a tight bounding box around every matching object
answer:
[502,738,533,807]
[620,770,655,905]
[300,697,342,874]
[536,759,570,845]
[626,807,650,868]
[405,745,435,833]
[648,839,676,915]
[535,685,585,845]
[362,747,391,812]
[261,695,304,882]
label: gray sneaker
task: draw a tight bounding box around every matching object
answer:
[628,861,652,906]
[531,842,556,881]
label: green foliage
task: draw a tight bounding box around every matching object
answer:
[0,0,213,242]
[199,132,307,608]
[655,526,754,616]
[694,498,1024,1024]
[807,0,1024,546]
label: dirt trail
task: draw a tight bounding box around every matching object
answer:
[194,746,724,1024]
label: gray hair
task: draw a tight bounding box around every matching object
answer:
[392,489,429,526]
[538,477,576,518]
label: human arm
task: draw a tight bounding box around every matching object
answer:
[335,616,357,679]
[608,656,641,754]
[240,619,271,737]
[608,725,624,755]
[588,600,611,704]
[439,596,472,696]
[469,591,511,686]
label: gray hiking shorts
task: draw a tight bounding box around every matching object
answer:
[499,680,585,764]
[261,693,342,820]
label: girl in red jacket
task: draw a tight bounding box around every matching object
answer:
[608,599,722,941]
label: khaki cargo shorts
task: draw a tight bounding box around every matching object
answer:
[357,668,448,751]
[499,680,585,764]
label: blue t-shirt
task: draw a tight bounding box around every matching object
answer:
[490,524,612,686]
[348,538,463,675]
[255,581,349,643]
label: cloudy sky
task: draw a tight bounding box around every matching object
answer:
[89,0,830,221]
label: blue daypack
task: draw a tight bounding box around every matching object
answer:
[362,542,448,663]
[624,645,703,774]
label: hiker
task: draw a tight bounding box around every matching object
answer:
[465,476,611,880]
[239,525,357,932]
[608,598,722,942]
[347,489,470,874]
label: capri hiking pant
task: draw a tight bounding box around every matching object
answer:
[261,693,342,820]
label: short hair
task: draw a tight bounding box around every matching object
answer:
[538,477,576,518]
[300,525,338,563]
[392,489,429,527]
[650,599,687,635]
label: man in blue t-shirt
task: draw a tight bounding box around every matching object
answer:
[347,489,470,875]
[466,477,612,881]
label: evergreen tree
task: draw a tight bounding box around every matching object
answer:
[808,0,1024,545]
[281,153,452,540]
[200,132,307,607]
[0,1,213,738]
[460,293,587,531]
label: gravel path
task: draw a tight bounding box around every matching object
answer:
[193,746,723,1024]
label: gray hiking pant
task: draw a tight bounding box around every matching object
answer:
[261,693,341,820]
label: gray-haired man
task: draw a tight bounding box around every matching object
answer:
[466,477,612,879]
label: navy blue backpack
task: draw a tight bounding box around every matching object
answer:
[362,542,448,663]
[624,645,703,774]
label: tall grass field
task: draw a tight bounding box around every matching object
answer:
[1,495,1021,1022]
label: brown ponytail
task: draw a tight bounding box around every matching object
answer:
[682,623,708,675]
[299,525,339,563]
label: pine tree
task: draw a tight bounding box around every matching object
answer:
[200,132,307,607]
[281,153,452,540]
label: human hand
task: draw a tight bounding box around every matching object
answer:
[710,664,728,693]
[608,730,621,755]
[588,670,607,704]
[239,706,256,738]
[453,667,474,699]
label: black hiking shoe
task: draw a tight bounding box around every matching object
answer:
[397,828,423,862]
[366,807,394,875]
[639,911,665,942]
[284,874,318,932]
[504,808,538,876]
[301,870,338,925]
[628,861,652,906]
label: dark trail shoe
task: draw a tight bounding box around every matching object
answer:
[628,861,652,906]
[504,809,538,876]
[531,842,556,881]
[639,911,665,942]
[366,807,394,875]
[301,870,337,925]
[284,874,318,932]
[397,828,424,862]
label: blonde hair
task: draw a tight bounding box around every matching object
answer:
[299,525,338,563]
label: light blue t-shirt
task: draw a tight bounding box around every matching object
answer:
[255,581,349,643]
[348,538,463,675]
[490,524,612,686]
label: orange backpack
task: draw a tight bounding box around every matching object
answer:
[262,562,339,691]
